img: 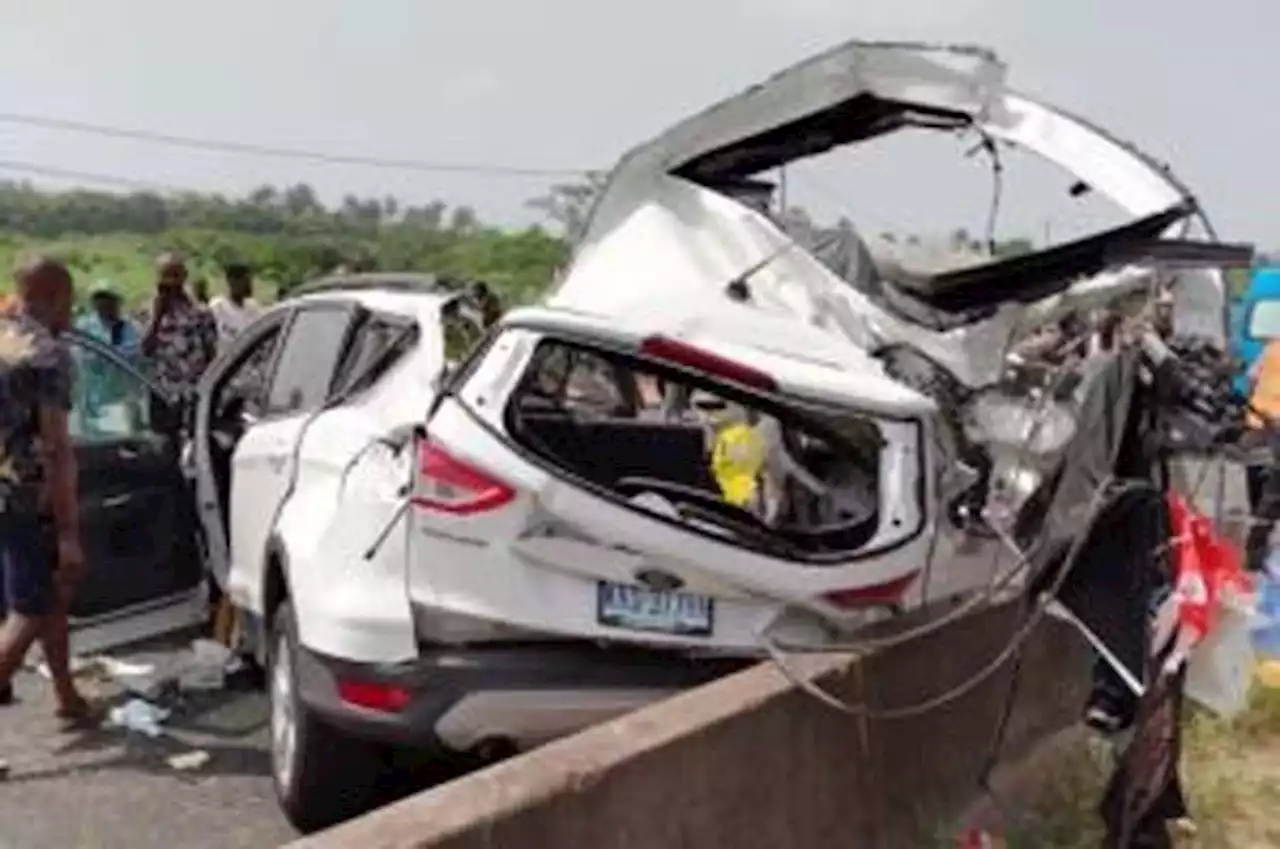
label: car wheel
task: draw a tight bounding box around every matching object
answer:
[269,601,385,833]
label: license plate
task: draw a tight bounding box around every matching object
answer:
[596,581,714,636]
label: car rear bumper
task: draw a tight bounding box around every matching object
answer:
[293,640,752,752]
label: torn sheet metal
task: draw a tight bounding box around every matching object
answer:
[553,40,1226,382]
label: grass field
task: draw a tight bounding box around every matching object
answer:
[986,681,1280,848]
[0,233,279,308]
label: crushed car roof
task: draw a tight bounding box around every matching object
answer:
[554,39,1227,345]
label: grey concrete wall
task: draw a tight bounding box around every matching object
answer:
[286,601,1091,849]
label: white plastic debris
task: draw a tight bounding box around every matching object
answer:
[166,750,211,771]
[35,655,102,681]
[106,698,171,738]
[178,639,232,692]
[1184,596,1258,719]
[99,656,162,697]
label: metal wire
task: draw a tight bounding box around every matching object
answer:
[760,322,1111,657]
[761,305,1223,719]
[766,477,1154,720]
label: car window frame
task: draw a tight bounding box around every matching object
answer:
[329,309,419,401]
[495,331,897,564]
[258,299,363,421]
[63,328,171,444]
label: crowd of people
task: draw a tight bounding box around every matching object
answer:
[0,251,263,729]
[85,253,261,406]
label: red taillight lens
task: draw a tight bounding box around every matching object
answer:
[336,680,411,713]
[821,572,919,609]
[640,335,777,392]
[413,439,516,515]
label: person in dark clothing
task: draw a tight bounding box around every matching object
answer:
[469,281,503,328]
[0,256,96,725]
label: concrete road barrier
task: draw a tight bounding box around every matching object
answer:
[286,601,1091,849]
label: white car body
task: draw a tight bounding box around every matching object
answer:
[170,41,1243,832]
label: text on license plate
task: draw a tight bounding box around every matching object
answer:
[596,581,714,636]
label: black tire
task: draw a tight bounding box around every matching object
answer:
[268,601,386,833]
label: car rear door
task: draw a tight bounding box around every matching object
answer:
[227,301,361,590]
[62,331,206,650]
[410,320,935,652]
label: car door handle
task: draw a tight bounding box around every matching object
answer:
[102,493,133,509]
[116,445,138,461]
[266,453,289,472]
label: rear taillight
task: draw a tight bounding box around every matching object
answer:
[336,680,411,713]
[413,439,515,515]
[821,572,919,609]
[640,335,778,392]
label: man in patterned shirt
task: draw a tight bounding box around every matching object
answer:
[142,252,217,427]
[0,256,95,724]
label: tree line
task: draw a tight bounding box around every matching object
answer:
[12,175,1238,304]
[0,179,570,302]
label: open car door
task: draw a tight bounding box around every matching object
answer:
[410,311,937,654]
[62,330,206,653]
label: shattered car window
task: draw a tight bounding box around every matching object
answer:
[507,338,883,557]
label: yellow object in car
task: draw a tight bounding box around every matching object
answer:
[711,422,767,507]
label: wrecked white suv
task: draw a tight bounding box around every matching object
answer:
[168,40,1243,833]
[186,275,754,830]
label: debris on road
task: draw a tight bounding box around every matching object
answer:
[106,698,172,738]
[34,655,105,681]
[0,758,9,780]
[166,750,211,771]
[178,639,233,692]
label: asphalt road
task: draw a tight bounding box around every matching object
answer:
[0,636,295,849]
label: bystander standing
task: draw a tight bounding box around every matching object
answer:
[208,262,262,351]
[141,252,217,429]
[0,256,96,727]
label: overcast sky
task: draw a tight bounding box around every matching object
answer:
[1,0,1276,245]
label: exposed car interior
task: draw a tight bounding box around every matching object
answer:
[208,324,284,536]
[505,338,883,558]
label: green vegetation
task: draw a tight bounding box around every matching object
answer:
[9,175,1246,316]
[0,180,572,307]
[986,683,1280,847]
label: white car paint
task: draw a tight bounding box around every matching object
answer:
[190,41,1235,768]
[551,40,1225,389]
[207,288,456,664]
[409,311,933,653]
[217,42,1229,666]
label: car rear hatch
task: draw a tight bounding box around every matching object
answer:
[408,309,939,652]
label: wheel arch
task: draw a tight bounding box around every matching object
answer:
[254,533,290,666]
